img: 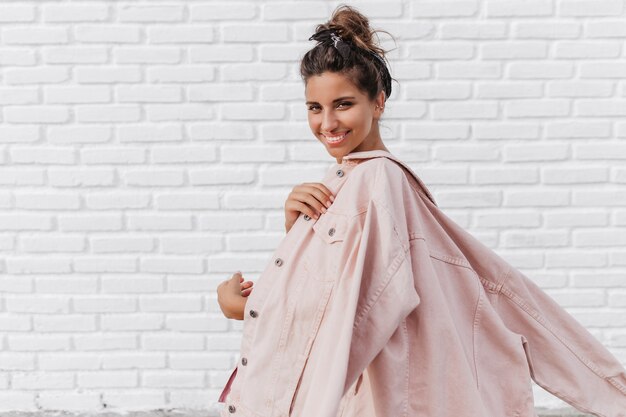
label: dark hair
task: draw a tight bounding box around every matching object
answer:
[300,4,397,105]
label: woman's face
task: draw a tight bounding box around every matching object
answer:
[305,71,385,164]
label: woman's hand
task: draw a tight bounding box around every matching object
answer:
[284,182,335,233]
[217,271,254,320]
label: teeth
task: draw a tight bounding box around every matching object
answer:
[326,132,348,142]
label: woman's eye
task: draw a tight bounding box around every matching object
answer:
[307,102,352,111]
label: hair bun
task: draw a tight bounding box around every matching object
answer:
[326,5,387,63]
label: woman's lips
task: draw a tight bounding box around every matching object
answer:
[324,130,350,147]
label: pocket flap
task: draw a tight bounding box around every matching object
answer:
[312,211,347,244]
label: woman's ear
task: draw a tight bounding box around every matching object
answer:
[374,91,385,116]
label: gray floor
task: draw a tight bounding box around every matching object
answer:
[0,407,595,417]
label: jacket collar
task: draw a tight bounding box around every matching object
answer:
[340,149,437,207]
[341,149,397,164]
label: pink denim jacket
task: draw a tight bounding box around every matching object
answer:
[219,149,626,417]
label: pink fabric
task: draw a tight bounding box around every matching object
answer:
[219,367,237,403]
[218,149,626,417]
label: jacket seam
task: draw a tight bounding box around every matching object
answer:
[402,317,410,417]
[472,283,483,392]
[499,283,626,396]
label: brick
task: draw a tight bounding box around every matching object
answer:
[432,101,499,119]
[486,0,554,16]
[148,66,216,83]
[74,334,137,350]
[118,124,184,142]
[441,22,508,39]
[0,168,45,186]
[8,335,70,351]
[20,235,85,252]
[4,66,69,84]
[33,315,96,332]
[151,146,217,163]
[559,0,623,16]
[37,392,102,411]
[408,42,474,59]
[191,4,257,21]
[155,193,219,210]
[39,353,100,370]
[514,22,581,39]
[101,315,164,331]
[0,353,35,372]
[411,0,479,17]
[139,296,203,312]
[3,27,68,44]
[43,4,109,22]
[44,86,111,104]
[0,87,38,105]
[101,275,164,293]
[77,371,138,387]
[85,192,151,209]
[48,168,115,187]
[74,25,141,43]
[147,26,215,43]
[114,47,181,64]
[222,24,289,43]
[91,237,156,253]
[0,6,35,22]
[118,5,184,22]
[142,333,204,350]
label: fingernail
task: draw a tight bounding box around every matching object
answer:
[330,195,335,202]
[321,207,327,213]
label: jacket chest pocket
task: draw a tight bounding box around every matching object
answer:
[304,211,348,282]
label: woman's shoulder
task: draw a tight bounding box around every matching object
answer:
[351,156,411,189]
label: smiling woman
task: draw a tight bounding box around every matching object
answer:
[300,5,396,164]
[217,4,626,417]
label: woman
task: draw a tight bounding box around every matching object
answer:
[216,5,626,417]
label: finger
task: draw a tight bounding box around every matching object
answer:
[302,183,335,205]
[287,200,321,220]
[311,183,335,203]
[285,199,318,220]
[305,184,335,210]
[289,191,327,218]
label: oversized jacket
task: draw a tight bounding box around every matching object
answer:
[218,149,626,417]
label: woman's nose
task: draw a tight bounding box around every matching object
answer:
[321,111,338,131]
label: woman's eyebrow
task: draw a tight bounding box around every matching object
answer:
[305,96,356,105]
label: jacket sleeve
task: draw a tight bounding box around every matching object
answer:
[294,165,421,417]
[497,266,626,417]
[342,195,421,395]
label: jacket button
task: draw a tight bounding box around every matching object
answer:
[241,357,247,366]
[303,214,311,221]
[274,258,283,267]
[328,227,335,236]
[336,169,344,177]
[228,405,236,413]
[249,309,258,318]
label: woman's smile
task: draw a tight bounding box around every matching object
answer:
[324,130,351,146]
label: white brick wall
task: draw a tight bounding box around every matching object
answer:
[0,0,625,414]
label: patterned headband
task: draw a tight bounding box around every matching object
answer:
[308,28,392,101]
